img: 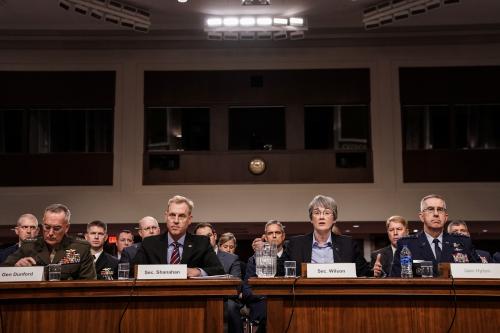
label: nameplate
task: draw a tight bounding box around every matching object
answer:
[0,266,45,282]
[136,264,187,280]
[450,263,500,279]
[306,263,356,278]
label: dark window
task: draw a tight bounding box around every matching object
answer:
[0,71,115,186]
[145,107,210,151]
[228,106,286,150]
[305,105,370,150]
[400,66,500,182]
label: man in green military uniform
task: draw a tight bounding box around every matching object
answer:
[3,203,96,280]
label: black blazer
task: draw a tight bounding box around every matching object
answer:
[370,245,393,277]
[390,232,480,277]
[284,232,371,277]
[133,232,225,276]
[95,252,119,280]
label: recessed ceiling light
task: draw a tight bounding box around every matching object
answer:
[178,0,188,3]
[413,229,418,233]
[352,225,359,228]
[345,229,351,233]
[482,229,488,233]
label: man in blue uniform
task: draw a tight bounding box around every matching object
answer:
[391,194,480,277]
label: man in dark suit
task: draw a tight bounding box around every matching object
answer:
[391,194,480,277]
[243,220,288,333]
[371,215,409,277]
[133,195,224,277]
[0,213,39,263]
[194,222,241,277]
[85,220,118,280]
[284,194,371,277]
[194,222,242,333]
[120,216,161,264]
[447,220,492,263]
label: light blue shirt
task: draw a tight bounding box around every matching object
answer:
[311,233,334,264]
[167,233,207,276]
[167,233,186,263]
[424,231,443,259]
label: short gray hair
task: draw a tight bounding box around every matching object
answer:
[264,220,285,233]
[167,195,194,215]
[447,220,468,234]
[17,214,38,226]
[308,195,338,220]
[139,216,158,228]
[44,203,71,223]
[420,194,447,212]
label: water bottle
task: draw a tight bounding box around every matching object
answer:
[400,245,413,278]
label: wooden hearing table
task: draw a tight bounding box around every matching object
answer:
[0,278,240,333]
[249,277,500,333]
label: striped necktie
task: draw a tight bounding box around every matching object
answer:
[170,242,181,264]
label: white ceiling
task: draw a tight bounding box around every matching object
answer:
[0,0,499,33]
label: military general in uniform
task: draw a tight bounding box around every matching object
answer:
[3,203,96,280]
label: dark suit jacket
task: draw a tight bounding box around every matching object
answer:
[390,232,480,277]
[284,232,371,277]
[494,252,500,263]
[95,252,119,280]
[0,243,19,264]
[370,245,393,277]
[476,249,492,263]
[120,243,140,264]
[133,232,225,276]
[216,250,241,278]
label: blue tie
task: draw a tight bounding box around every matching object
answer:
[433,239,442,261]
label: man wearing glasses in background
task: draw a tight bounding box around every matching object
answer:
[133,195,224,277]
[120,216,161,264]
[285,194,371,277]
[3,203,96,280]
[391,194,480,277]
[0,214,39,264]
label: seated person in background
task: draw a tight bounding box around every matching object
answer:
[3,203,96,280]
[133,195,224,277]
[0,213,39,264]
[371,216,409,277]
[195,222,243,333]
[194,223,241,277]
[285,194,371,277]
[85,220,118,280]
[120,216,160,264]
[243,220,287,333]
[494,252,500,263]
[115,229,134,260]
[447,220,492,263]
[218,232,237,255]
[391,194,480,277]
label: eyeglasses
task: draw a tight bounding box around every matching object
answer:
[42,224,64,232]
[167,213,188,222]
[312,210,334,217]
[138,226,159,232]
[17,225,38,231]
[265,231,283,237]
[422,206,446,215]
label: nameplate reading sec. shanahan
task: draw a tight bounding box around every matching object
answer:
[136,264,187,279]
[306,263,356,278]
[0,266,44,282]
[450,263,500,279]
